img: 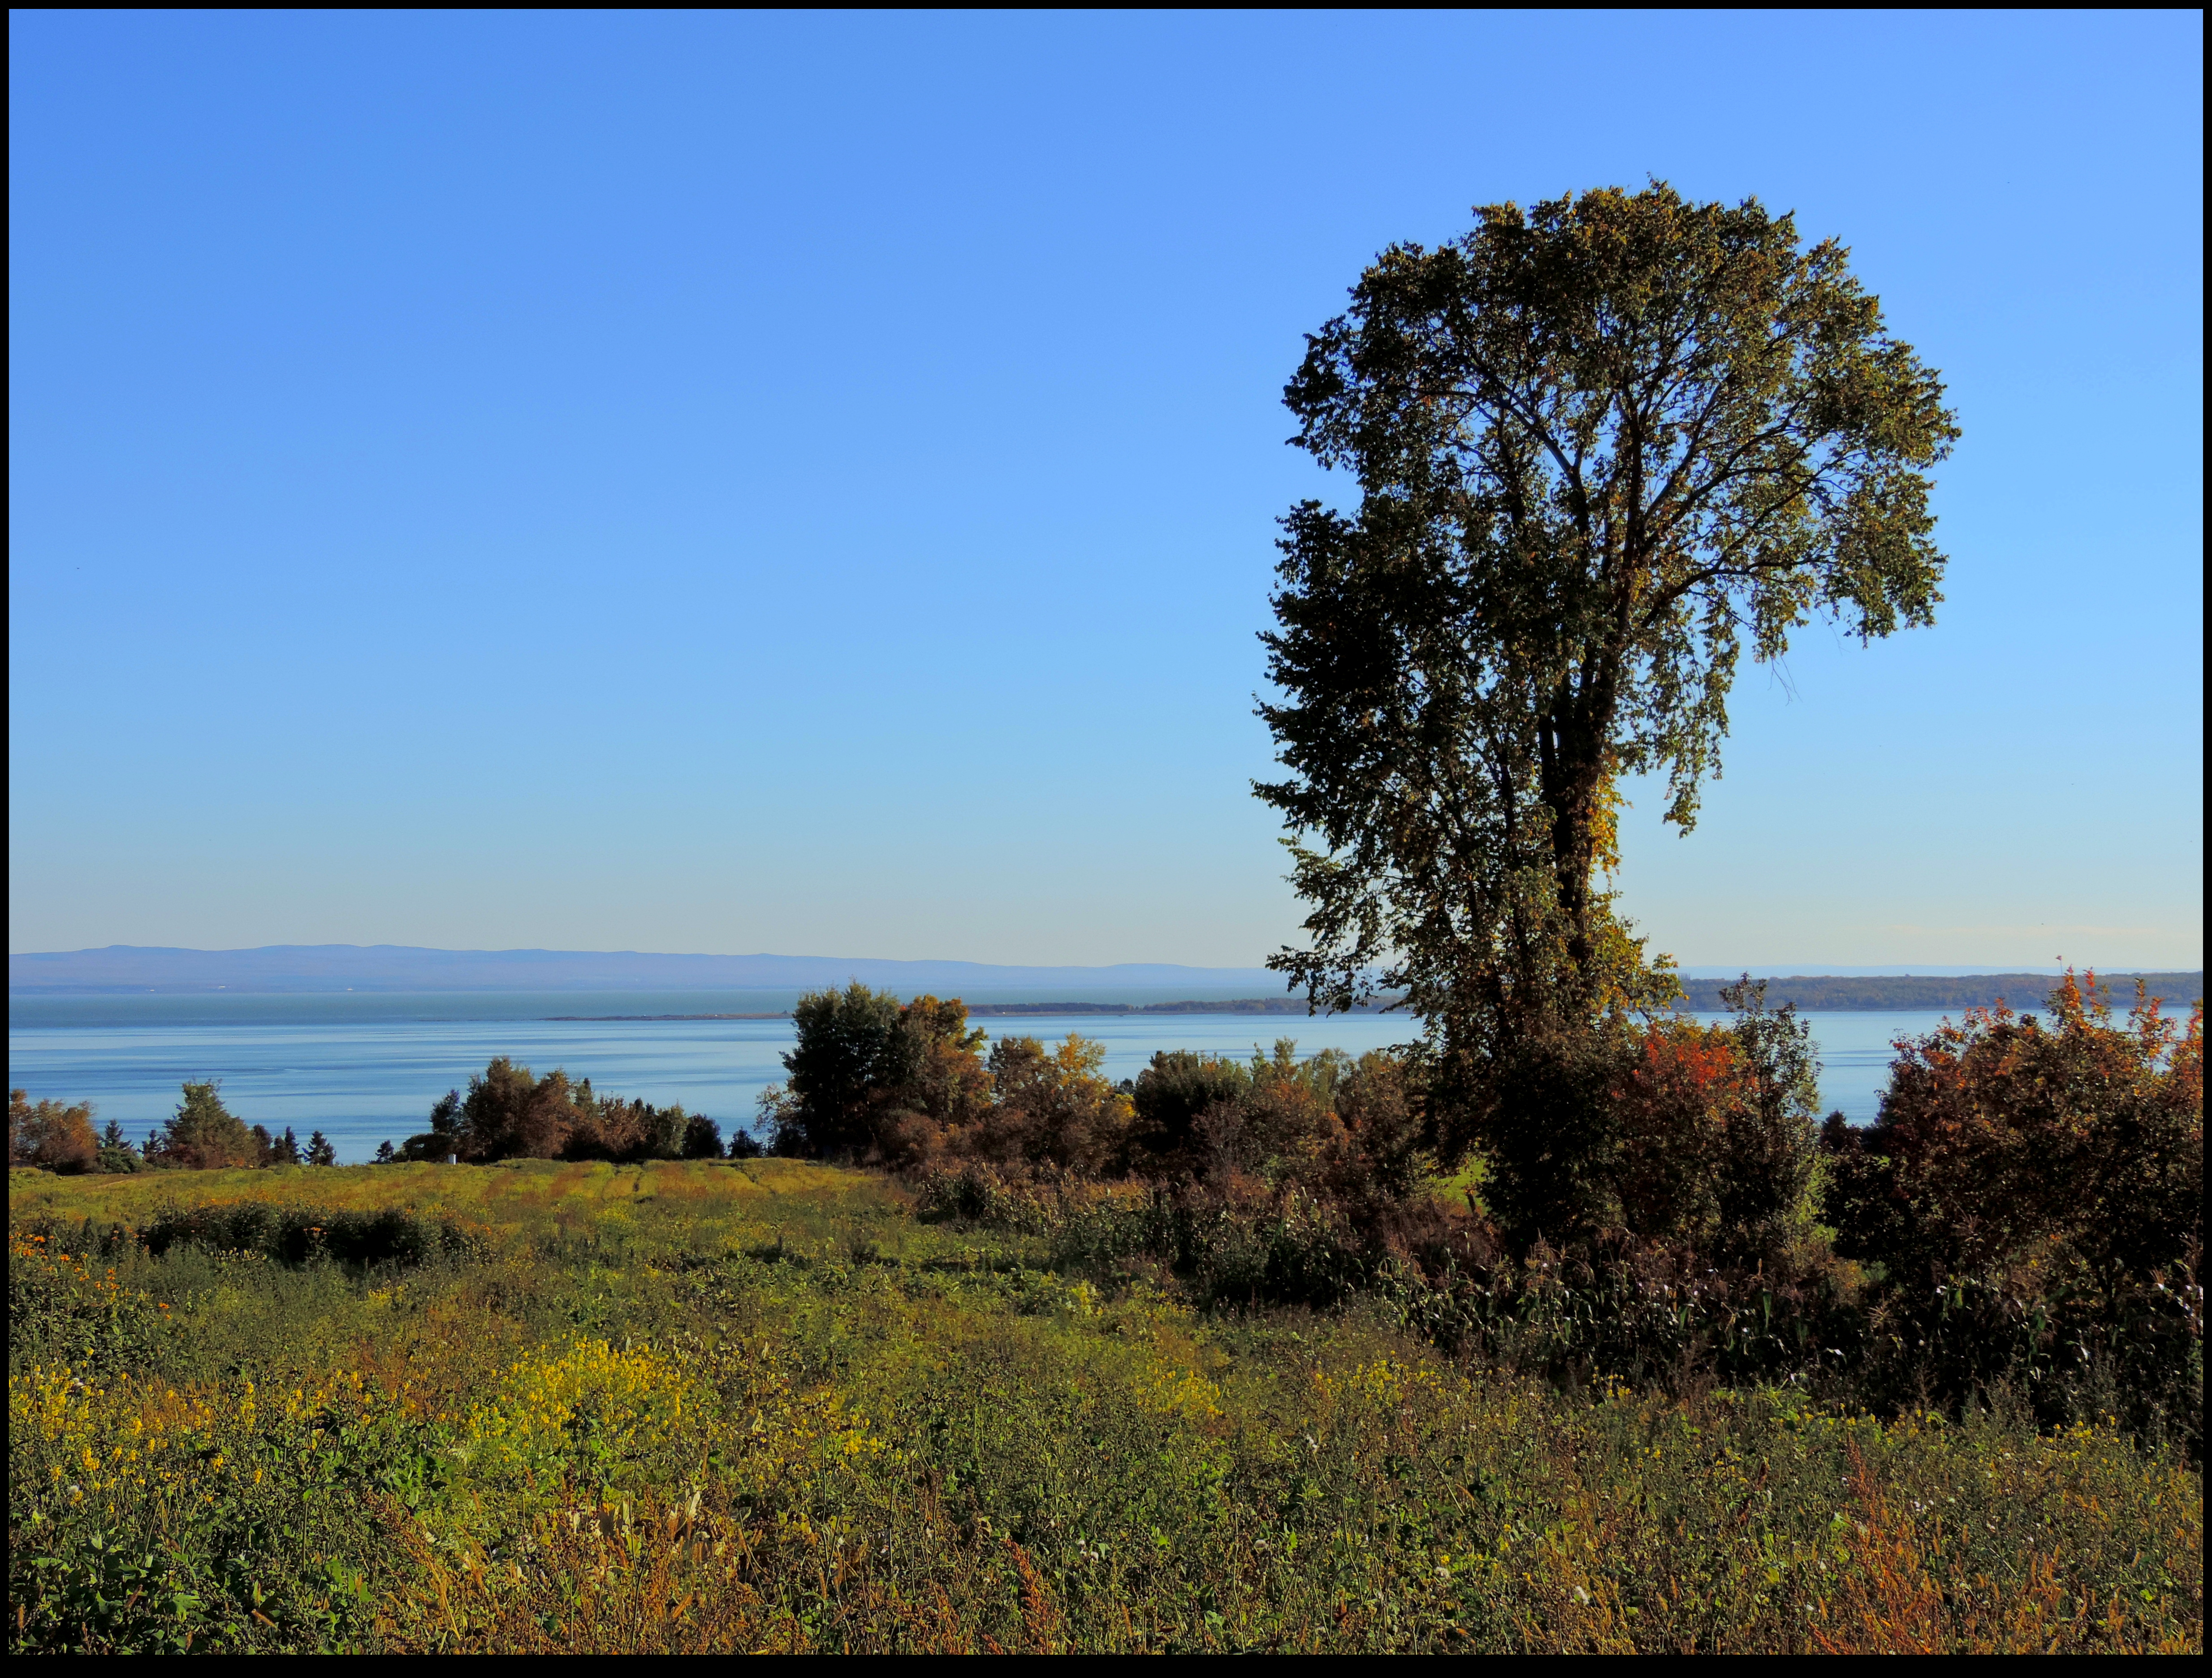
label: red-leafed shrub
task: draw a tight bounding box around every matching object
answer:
[1610,1021,1741,1245]
[1823,971,2203,1447]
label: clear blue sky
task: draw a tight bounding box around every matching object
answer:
[9,10,2203,971]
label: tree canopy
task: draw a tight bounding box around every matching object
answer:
[404,1058,721,1164]
[9,1090,99,1174]
[767,986,992,1161]
[1259,183,1958,1072]
[157,1081,259,1170]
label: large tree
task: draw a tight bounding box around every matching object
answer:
[1259,183,1957,1063]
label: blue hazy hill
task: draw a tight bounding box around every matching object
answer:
[6,944,1289,997]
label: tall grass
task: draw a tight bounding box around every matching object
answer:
[10,1161,2200,1652]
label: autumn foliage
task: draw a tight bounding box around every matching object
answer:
[8,1090,99,1175]
[761,986,1427,1218]
[748,973,2203,1453]
[1822,973,2203,1442]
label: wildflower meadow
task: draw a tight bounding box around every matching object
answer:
[10,1158,2199,1653]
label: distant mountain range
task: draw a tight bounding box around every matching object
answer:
[5,944,1287,996]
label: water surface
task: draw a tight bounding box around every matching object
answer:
[8,995,1951,1163]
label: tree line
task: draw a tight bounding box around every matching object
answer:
[369,1057,743,1165]
[949,974,2204,1017]
[9,1083,337,1173]
[9,1064,753,1173]
[760,973,2199,1449]
[1670,972,2204,1013]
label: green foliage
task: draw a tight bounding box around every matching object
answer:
[458,1056,581,1160]
[157,1082,259,1171]
[1129,1049,1253,1166]
[1712,979,1825,1263]
[680,1112,724,1159]
[771,988,992,1163]
[1446,979,1822,1262]
[969,1035,1132,1174]
[132,1202,493,1270]
[252,1125,302,1168]
[1456,1018,1634,1247]
[565,1094,700,1163]
[389,1064,721,1165]
[9,1228,173,1375]
[1258,182,1958,1104]
[778,983,917,1155]
[9,1164,2198,1653]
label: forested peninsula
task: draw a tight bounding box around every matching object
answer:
[973,973,2203,1015]
[1670,971,2203,1012]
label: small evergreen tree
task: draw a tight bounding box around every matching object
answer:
[399,1087,468,1160]
[159,1081,259,1169]
[306,1130,338,1167]
[96,1117,143,1175]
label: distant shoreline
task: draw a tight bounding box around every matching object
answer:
[1666,971,2201,1013]
[536,970,2201,1022]
[545,1012,791,1021]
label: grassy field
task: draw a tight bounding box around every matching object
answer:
[10,1160,2201,1653]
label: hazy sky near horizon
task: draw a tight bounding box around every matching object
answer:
[9,11,2203,970]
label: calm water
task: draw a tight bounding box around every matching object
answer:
[7,994,1945,1164]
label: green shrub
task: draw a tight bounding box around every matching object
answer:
[136,1202,491,1270]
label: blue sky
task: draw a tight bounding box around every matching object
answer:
[9,10,2202,970]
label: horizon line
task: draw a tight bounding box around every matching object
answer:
[6,940,2199,981]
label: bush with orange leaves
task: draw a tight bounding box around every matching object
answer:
[1823,971,2203,1450]
[9,1089,100,1175]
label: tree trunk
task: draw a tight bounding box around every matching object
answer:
[1540,687,1616,998]
[1548,767,1598,978]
